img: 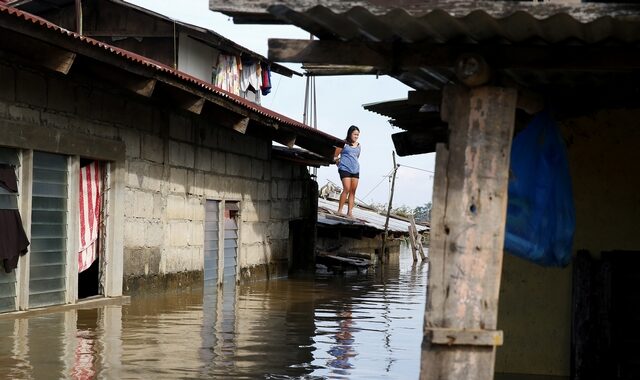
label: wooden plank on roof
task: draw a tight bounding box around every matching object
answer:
[0,28,76,74]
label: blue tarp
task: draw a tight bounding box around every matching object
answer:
[504,111,575,267]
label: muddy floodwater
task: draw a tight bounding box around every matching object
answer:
[0,244,428,379]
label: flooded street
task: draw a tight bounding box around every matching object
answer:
[0,244,428,379]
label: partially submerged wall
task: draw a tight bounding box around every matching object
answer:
[495,108,640,379]
[0,57,316,298]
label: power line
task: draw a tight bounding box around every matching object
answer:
[397,163,434,174]
[361,166,396,202]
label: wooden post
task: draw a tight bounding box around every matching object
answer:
[408,215,419,262]
[380,152,398,263]
[421,85,517,380]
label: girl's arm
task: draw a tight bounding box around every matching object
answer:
[333,146,343,163]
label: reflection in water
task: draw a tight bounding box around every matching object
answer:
[0,243,428,379]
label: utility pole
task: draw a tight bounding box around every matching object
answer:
[380,151,398,263]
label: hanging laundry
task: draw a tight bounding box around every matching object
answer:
[260,63,272,96]
[78,161,101,273]
[214,54,242,96]
[0,164,18,192]
[240,60,263,93]
[0,165,29,273]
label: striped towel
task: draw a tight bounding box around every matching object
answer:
[78,161,101,273]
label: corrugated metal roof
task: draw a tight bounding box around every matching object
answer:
[212,2,640,91]
[318,197,429,234]
[9,0,300,77]
[0,3,344,148]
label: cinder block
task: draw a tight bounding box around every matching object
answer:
[141,163,163,192]
[41,111,69,129]
[166,194,186,220]
[153,193,164,219]
[169,112,192,142]
[100,94,127,125]
[195,147,212,171]
[127,160,146,189]
[89,121,118,139]
[212,151,226,174]
[251,158,265,180]
[277,180,290,199]
[0,63,15,102]
[133,190,155,219]
[169,141,194,168]
[255,140,270,160]
[145,222,164,247]
[271,200,291,220]
[187,171,205,196]
[119,128,141,159]
[76,86,104,120]
[169,167,187,194]
[240,221,267,245]
[244,244,268,266]
[16,69,46,108]
[268,221,289,240]
[163,247,193,273]
[272,161,292,179]
[142,134,164,163]
[126,101,153,132]
[169,221,190,247]
[8,105,40,124]
[226,153,243,177]
[123,218,145,247]
[46,76,74,113]
[190,221,204,246]
[255,182,270,201]
[188,196,204,221]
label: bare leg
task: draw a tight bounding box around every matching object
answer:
[347,178,359,217]
[338,177,352,215]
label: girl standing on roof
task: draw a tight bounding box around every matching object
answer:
[334,125,361,217]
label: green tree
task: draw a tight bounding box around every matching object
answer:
[413,202,432,223]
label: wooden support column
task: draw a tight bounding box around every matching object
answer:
[421,85,517,380]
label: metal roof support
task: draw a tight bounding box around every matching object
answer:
[423,84,516,380]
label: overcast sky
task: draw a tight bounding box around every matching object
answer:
[127,0,435,208]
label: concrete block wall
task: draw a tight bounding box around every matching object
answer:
[0,59,316,286]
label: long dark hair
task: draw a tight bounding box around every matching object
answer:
[346,125,360,144]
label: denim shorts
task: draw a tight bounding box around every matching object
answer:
[338,170,359,179]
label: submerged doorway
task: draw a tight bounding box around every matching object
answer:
[77,159,104,300]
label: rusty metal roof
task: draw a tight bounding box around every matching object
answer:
[9,0,300,77]
[0,4,345,151]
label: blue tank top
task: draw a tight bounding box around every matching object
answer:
[338,143,360,174]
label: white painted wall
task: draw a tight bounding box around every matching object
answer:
[177,33,218,83]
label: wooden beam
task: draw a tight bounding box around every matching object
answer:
[0,29,76,74]
[84,63,157,97]
[407,90,442,106]
[422,86,517,379]
[275,131,296,148]
[269,39,388,67]
[426,328,503,347]
[269,39,640,72]
[391,130,447,156]
[231,117,250,134]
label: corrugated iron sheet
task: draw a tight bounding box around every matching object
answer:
[318,197,429,234]
[0,3,344,146]
[212,2,640,90]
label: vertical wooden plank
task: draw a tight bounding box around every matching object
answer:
[421,86,517,380]
[408,215,418,262]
